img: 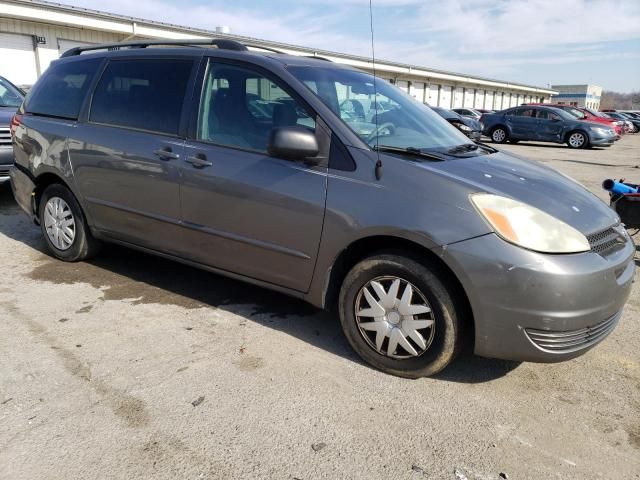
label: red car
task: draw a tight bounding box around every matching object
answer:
[524,103,623,137]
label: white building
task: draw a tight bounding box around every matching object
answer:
[0,0,557,109]
[551,84,603,110]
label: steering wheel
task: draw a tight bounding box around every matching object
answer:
[366,122,396,144]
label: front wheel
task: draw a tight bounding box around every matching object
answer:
[338,253,464,378]
[491,127,508,143]
[567,131,588,149]
[38,184,101,262]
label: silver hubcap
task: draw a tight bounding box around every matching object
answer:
[44,197,76,250]
[569,133,585,147]
[493,129,506,142]
[355,276,435,359]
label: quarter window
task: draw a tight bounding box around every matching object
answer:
[197,62,315,151]
[90,59,193,135]
[25,58,101,119]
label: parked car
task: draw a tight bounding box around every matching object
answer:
[475,108,495,114]
[430,106,482,140]
[524,103,623,137]
[616,112,640,133]
[452,108,482,119]
[0,75,25,181]
[601,111,638,133]
[10,40,635,377]
[482,105,617,148]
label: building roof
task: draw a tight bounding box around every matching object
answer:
[2,0,557,95]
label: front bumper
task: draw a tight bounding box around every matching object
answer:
[443,232,635,362]
[0,147,13,181]
[590,133,617,146]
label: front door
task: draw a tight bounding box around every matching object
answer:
[71,56,196,255]
[179,60,327,291]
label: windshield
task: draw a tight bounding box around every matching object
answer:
[0,77,24,108]
[564,107,586,119]
[287,66,470,152]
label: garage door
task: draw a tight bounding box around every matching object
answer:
[464,88,475,108]
[440,86,452,108]
[474,90,485,109]
[410,82,425,103]
[452,87,464,108]
[427,84,439,106]
[396,80,409,93]
[0,32,38,86]
[485,91,494,109]
[58,39,96,56]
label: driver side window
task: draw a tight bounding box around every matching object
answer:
[197,62,315,152]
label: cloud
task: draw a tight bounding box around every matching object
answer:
[60,0,640,91]
[409,0,640,54]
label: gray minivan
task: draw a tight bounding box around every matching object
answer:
[10,40,636,377]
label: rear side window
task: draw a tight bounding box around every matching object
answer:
[25,58,101,119]
[90,59,193,135]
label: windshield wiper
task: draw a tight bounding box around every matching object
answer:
[447,143,479,155]
[474,141,499,153]
[373,145,446,162]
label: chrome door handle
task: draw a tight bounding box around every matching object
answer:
[186,155,213,168]
[154,148,180,160]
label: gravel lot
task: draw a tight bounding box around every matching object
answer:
[1,135,639,480]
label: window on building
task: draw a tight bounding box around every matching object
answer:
[197,62,315,152]
[90,59,193,135]
[25,58,102,119]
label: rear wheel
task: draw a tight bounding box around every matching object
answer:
[491,126,508,143]
[338,253,464,378]
[567,131,588,149]
[38,184,101,262]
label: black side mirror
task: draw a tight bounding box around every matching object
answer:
[267,126,319,161]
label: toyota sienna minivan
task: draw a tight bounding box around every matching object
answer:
[10,40,636,378]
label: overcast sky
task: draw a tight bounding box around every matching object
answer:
[64,0,640,92]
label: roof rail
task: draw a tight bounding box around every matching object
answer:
[303,55,333,62]
[60,38,248,57]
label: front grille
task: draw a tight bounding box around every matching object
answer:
[525,312,620,353]
[0,128,11,146]
[0,166,10,177]
[587,226,622,255]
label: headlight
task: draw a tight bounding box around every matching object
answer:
[592,127,613,136]
[470,194,590,253]
[458,124,472,132]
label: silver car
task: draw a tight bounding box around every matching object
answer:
[10,40,636,377]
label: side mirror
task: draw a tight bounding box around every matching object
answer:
[267,126,319,161]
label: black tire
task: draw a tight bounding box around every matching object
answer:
[490,126,508,143]
[338,253,464,378]
[566,130,589,149]
[38,183,101,262]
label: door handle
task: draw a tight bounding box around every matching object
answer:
[186,154,213,168]
[154,147,180,161]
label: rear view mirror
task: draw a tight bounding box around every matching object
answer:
[267,126,319,161]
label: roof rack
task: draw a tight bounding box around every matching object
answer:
[60,38,248,57]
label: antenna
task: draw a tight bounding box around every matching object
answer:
[369,0,383,180]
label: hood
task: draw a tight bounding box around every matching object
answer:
[0,107,17,126]
[416,150,618,235]
[460,116,481,130]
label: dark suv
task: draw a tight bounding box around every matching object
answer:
[10,40,635,377]
[482,105,617,148]
[0,75,24,181]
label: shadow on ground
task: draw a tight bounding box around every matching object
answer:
[0,182,516,383]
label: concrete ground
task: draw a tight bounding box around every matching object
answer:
[1,135,639,480]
